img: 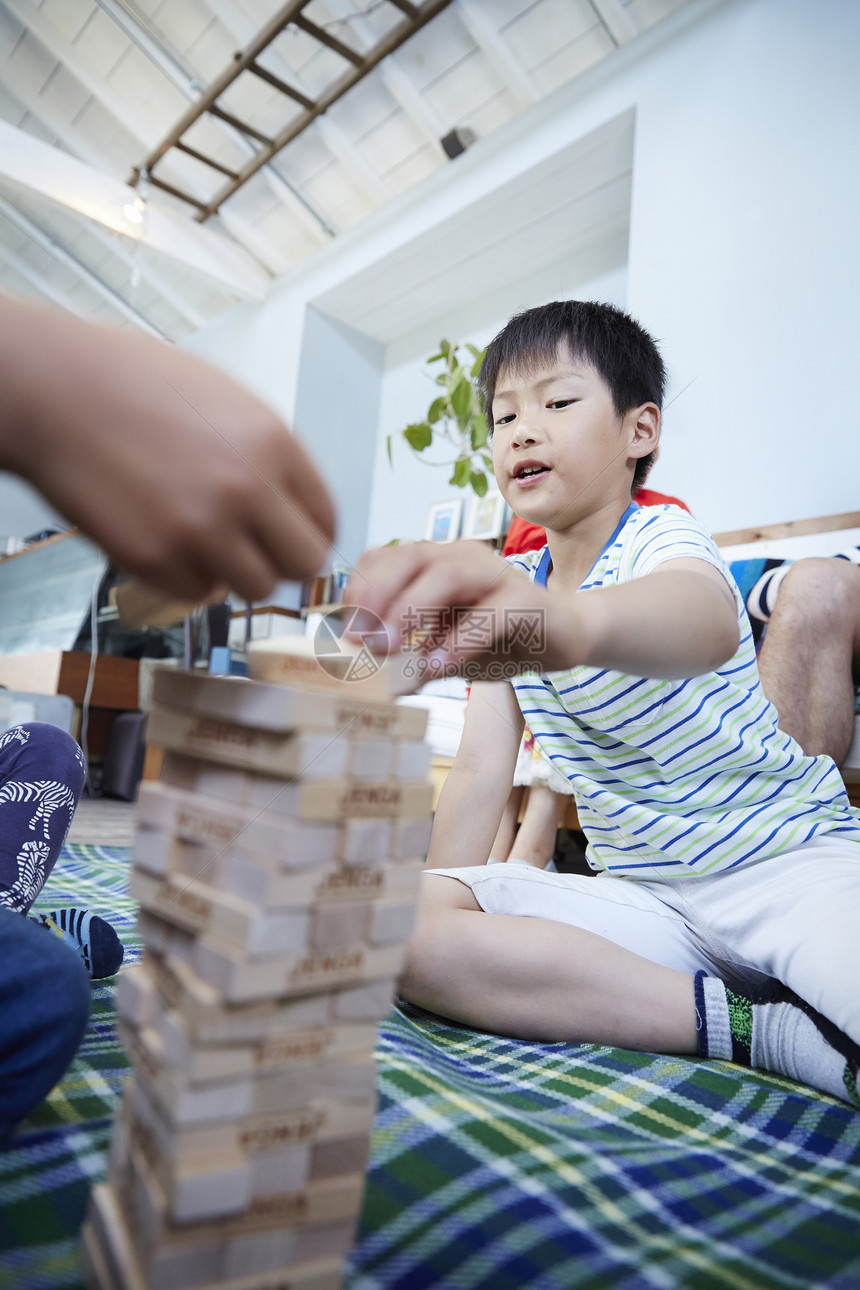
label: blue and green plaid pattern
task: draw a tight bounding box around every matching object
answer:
[2,844,860,1289]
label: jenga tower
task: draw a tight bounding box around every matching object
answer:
[81,664,432,1290]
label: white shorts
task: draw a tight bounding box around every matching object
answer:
[430,834,860,1043]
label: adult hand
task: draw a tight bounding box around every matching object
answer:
[0,298,335,602]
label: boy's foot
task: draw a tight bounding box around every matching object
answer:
[29,908,124,980]
[695,971,860,1107]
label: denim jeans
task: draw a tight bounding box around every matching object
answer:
[0,723,89,1137]
[0,905,90,1138]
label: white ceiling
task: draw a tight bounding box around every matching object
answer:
[0,0,690,343]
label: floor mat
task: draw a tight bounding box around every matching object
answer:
[2,844,860,1289]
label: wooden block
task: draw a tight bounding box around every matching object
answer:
[130,869,311,958]
[119,1087,309,1218]
[153,668,339,733]
[389,815,433,859]
[147,952,331,1044]
[157,761,432,822]
[148,707,350,781]
[193,937,406,1004]
[135,911,197,966]
[86,1183,147,1290]
[215,852,419,912]
[159,754,285,811]
[309,903,371,951]
[126,1020,376,1127]
[392,739,433,781]
[112,1091,255,1223]
[128,1073,375,1174]
[338,818,391,865]
[88,1178,350,1290]
[144,948,397,1043]
[115,965,157,1029]
[313,858,422,905]
[288,779,432,822]
[135,795,342,893]
[81,1219,119,1290]
[139,783,341,872]
[152,665,427,742]
[347,738,395,780]
[368,898,417,946]
[158,1008,378,1086]
[123,1134,364,1248]
[246,636,387,698]
[308,1136,371,1182]
[328,978,398,1022]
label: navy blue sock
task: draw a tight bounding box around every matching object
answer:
[30,908,124,980]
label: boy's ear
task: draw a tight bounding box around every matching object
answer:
[626,402,660,459]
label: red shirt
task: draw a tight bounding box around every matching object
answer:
[501,489,691,557]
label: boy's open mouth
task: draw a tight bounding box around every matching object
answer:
[513,460,551,484]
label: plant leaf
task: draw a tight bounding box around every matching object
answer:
[470,420,488,451]
[449,456,471,487]
[386,434,392,467]
[403,422,433,451]
[451,374,472,431]
[427,395,447,424]
[481,452,494,470]
[470,470,488,497]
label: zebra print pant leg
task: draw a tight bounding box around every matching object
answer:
[0,724,87,914]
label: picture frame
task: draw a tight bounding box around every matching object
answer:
[424,498,463,543]
[462,491,508,541]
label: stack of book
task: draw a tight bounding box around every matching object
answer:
[82,665,431,1290]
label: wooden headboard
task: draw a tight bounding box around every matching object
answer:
[713,511,860,547]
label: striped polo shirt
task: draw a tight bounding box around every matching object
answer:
[508,504,860,877]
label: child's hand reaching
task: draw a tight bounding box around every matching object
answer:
[345,539,582,689]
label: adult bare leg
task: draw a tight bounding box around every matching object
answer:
[399,873,697,1052]
[757,558,860,764]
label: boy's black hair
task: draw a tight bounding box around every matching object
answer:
[479,300,666,490]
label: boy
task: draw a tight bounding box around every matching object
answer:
[348,299,860,1105]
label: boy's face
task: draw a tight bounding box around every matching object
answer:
[490,343,649,532]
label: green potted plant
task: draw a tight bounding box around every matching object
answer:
[387,341,493,497]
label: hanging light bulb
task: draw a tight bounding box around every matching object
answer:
[123,192,146,225]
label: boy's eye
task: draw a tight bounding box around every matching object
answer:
[548,398,574,409]
[494,413,515,426]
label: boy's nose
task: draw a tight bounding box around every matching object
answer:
[512,424,539,448]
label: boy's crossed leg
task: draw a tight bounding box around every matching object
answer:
[401,872,697,1053]
[401,863,860,1107]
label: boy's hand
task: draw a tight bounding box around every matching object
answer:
[346,540,580,686]
[347,541,741,690]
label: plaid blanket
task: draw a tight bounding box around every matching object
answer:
[2,844,860,1289]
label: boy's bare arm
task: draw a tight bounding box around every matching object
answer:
[0,297,335,602]
[348,542,739,684]
[426,681,524,869]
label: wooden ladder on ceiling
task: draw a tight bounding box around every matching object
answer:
[131,0,453,222]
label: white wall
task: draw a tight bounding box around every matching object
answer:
[625,0,860,529]
[185,0,860,568]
